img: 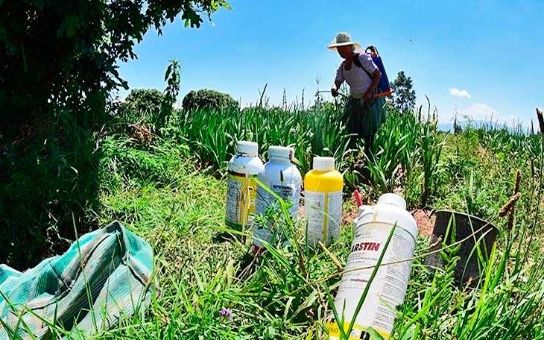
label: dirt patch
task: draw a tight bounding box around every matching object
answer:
[299,203,436,236]
[342,205,359,226]
[411,209,436,236]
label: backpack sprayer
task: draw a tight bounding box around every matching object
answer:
[317,45,393,100]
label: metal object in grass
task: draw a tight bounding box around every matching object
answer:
[316,90,392,100]
[425,210,498,287]
[316,90,349,99]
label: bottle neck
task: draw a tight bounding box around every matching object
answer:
[269,156,291,164]
[313,167,334,172]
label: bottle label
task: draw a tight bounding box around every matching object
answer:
[304,190,342,246]
[225,170,258,230]
[329,221,416,338]
[254,181,301,246]
[256,183,300,216]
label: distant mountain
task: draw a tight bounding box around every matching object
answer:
[436,120,531,134]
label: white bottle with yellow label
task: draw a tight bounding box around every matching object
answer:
[225,141,264,233]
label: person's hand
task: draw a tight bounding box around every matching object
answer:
[363,91,374,102]
[331,87,339,97]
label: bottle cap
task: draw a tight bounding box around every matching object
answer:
[237,141,258,157]
[268,146,292,160]
[377,193,406,210]
[313,157,335,171]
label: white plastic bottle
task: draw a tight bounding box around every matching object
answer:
[304,157,343,247]
[253,146,302,249]
[225,141,264,233]
[327,193,418,340]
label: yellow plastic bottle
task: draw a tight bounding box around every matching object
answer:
[304,157,343,246]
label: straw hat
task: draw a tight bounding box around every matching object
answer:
[327,32,361,50]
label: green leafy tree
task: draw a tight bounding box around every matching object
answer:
[0,0,228,132]
[390,71,416,113]
[120,89,166,125]
[117,60,181,131]
[0,2,223,268]
[182,89,238,111]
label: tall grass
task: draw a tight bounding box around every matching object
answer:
[171,105,353,178]
[165,103,446,209]
[88,108,544,339]
[11,98,543,338]
[364,110,444,207]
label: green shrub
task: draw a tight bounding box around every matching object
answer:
[182,89,238,111]
[118,89,173,130]
[0,112,101,269]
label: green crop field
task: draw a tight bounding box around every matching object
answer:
[2,1,542,339]
[63,101,542,339]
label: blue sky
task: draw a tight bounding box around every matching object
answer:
[118,0,543,125]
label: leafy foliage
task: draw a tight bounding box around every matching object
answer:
[0,0,228,131]
[120,89,168,122]
[0,112,100,268]
[390,71,416,113]
[182,89,239,111]
[164,60,182,105]
[0,0,224,267]
[171,104,352,178]
[115,60,181,133]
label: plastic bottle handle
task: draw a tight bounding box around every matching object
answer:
[354,205,372,225]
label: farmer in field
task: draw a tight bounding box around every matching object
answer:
[328,32,385,156]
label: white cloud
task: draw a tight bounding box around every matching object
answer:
[460,103,496,121]
[449,87,471,99]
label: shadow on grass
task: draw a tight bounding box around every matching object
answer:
[0,111,102,270]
